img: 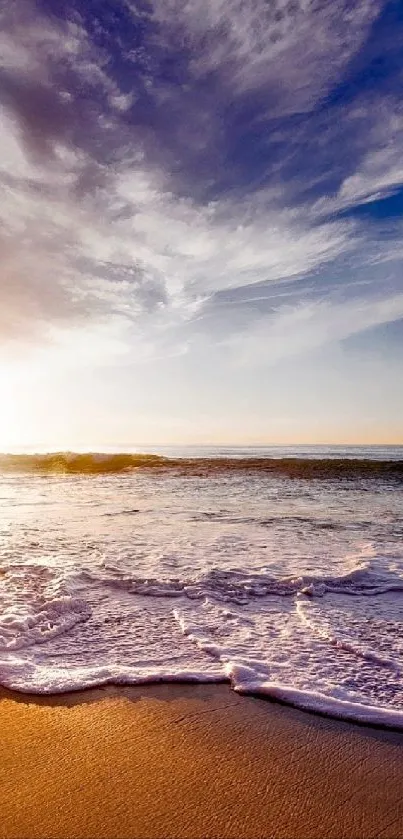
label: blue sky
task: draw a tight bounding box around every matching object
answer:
[0,0,402,447]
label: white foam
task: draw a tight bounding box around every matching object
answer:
[95,559,403,604]
[173,609,224,659]
[231,670,403,728]
[0,659,225,694]
[299,594,402,670]
[0,468,402,728]
[0,596,91,651]
[172,597,403,728]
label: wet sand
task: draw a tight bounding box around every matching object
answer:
[1,683,403,839]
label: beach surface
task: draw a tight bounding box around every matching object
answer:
[1,685,403,839]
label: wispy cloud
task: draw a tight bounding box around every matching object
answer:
[0,0,401,378]
[148,0,381,110]
[216,291,403,366]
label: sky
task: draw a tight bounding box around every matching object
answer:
[0,0,403,449]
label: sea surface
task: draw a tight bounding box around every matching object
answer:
[0,445,403,727]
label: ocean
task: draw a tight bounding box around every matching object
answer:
[0,445,402,727]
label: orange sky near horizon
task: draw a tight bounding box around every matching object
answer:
[1,349,401,453]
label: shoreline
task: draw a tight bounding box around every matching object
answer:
[3,676,403,732]
[1,683,403,839]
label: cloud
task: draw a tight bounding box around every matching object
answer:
[309,102,403,216]
[0,79,356,347]
[110,166,355,298]
[215,291,403,366]
[147,0,382,112]
[0,0,401,372]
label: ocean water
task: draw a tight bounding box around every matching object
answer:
[0,445,403,727]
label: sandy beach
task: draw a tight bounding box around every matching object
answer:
[1,684,403,839]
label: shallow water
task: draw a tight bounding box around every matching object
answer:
[0,446,402,727]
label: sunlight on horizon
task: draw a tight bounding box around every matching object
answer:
[1,363,401,453]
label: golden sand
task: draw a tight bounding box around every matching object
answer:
[1,683,403,839]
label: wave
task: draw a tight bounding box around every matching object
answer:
[2,559,403,726]
[190,512,346,530]
[0,596,90,651]
[0,452,168,474]
[2,559,399,657]
[231,671,403,728]
[94,560,403,602]
[0,452,402,479]
[173,614,403,728]
[3,656,403,728]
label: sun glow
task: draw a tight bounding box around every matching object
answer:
[0,365,35,452]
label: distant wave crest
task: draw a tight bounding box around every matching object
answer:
[0,452,167,474]
[0,452,402,478]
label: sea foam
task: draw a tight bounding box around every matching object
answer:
[0,462,402,727]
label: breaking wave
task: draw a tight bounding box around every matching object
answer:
[0,452,402,479]
[1,459,402,727]
[95,560,403,601]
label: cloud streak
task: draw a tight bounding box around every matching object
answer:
[149,0,382,110]
[0,0,401,379]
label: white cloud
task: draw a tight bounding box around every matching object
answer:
[0,0,399,372]
[0,88,358,347]
[339,149,403,209]
[310,103,403,217]
[147,0,383,113]
[110,166,355,298]
[220,292,403,365]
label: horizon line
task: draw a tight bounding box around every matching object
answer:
[0,441,402,455]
